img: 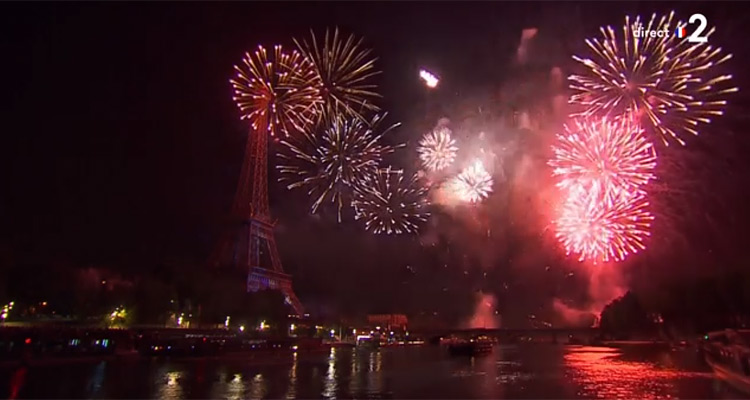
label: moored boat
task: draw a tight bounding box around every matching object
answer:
[702,329,750,394]
[447,336,493,357]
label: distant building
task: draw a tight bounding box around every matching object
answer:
[367,314,408,330]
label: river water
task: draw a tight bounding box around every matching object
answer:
[0,344,744,399]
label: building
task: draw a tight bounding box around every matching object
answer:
[367,314,408,331]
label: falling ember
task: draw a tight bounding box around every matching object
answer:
[555,186,653,263]
[417,126,458,172]
[352,167,430,235]
[569,12,738,146]
[450,160,493,203]
[419,69,439,88]
[549,115,657,197]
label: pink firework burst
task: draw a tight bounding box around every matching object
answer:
[549,115,657,197]
[556,186,654,263]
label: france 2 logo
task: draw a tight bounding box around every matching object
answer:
[675,13,709,43]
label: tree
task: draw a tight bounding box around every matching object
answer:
[600,291,655,339]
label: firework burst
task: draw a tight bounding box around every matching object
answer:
[231,45,322,136]
[549,115,657,197]
[352,167,430,235]
[450,160,493,203]
[295,28,381,122]
[418,126,459,172]
[556,186,653,263]
[277,113,402,220]
[570,12,738,145]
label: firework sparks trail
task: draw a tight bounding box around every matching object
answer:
[417,126,459,172]
[230,45,322,136]
[295,28,381,122]
[450,160,493,204]
[277,113,402,220]
[569,12,738,145]
[556,186,654,263]
[352,167,430,235]
[419,69,439,88]
[549,115,657,197]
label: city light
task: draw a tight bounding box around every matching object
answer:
[259,320,268,330]
[330,329,335,336]
[225,316,231,328]
[239,325,245,332]
[110,306,126,321]
[1,301,14,321]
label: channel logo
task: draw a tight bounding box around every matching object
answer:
[681,13,709,43]
[632,13,709,43]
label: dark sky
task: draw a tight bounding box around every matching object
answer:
[2,2,750,326]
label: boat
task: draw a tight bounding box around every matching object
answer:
[702,329,750,394]
[447,336,493,357]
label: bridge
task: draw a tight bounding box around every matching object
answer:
[412,327,600,344]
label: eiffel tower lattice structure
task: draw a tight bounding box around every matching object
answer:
[211,115,303,316]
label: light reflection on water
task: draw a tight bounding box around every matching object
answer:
[249,372,266,399]
[284,352,298,399]
[564,346,714,400]
[322,348,337,398]
[1,345,727,399]
[157,371,183,400]
[367,349,384,396]
[226,373,244,400]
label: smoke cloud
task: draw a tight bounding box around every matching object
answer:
[466,292,500,329]
[552,264,627,327]
[516,28,539,65]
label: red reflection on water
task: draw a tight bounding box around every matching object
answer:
[9,367,28,399]
[564,347,699,399]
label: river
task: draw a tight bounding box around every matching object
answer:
[0,344,743,399]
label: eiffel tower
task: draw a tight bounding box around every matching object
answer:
[212,115,303,316]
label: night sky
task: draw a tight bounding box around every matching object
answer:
[3,2,750,327]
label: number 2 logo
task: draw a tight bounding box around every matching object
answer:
[687,13,708,43]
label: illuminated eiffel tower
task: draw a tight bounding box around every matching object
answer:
[211,114,303,316]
